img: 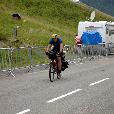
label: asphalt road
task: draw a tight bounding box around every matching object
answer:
[0,56,114,114]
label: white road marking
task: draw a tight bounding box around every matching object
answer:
[89,78,109,86]
[40,70,48,72]
[28,70,48,75]
[80,63,83,64]
[47,89,82,103]
[16,109,30,114]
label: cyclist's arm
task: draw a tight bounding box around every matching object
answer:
[46,44,52,52]
[60,43,63,53]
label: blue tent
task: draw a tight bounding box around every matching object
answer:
[81,31,102,45]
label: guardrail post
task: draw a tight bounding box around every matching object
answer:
[8,48,15,77]
[27,47,33,72]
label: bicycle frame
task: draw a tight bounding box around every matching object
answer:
[49,58,59,82]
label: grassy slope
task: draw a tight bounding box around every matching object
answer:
[0,0,114,47]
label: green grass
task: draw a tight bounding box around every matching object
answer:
[0,0,114,47]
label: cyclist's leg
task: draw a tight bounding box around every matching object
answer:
[57,56,62,79]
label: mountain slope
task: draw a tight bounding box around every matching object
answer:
[0,0,114,47]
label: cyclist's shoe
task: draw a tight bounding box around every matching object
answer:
[57,73,61,79]
[58,70,61,73]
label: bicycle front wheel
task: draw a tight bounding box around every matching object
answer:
[49,63,55,82]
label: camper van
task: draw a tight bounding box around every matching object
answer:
[78,21,114,53]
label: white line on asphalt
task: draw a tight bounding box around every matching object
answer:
[16,109,30,114]
[47,89,82,103]
[40,70,48,72]
[89,78,109,86]
[80,63,83,64]
[28,70,48,75]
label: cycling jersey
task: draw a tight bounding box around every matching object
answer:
[49,38,62,52]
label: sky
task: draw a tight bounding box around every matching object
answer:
[73,0,80,2]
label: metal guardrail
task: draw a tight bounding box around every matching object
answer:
[0,46,48,77]
[0,44,108,77]
[64,44,108,63]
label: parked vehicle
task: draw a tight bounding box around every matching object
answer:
[78,21,114,54]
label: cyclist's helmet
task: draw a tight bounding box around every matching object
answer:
[52,34,57,38]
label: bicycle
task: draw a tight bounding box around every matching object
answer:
[46,50,69,82]
[48,51,61,82]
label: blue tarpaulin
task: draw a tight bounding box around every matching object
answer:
[81,31,102,45]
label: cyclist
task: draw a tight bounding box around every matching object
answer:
[74,34,82,47]
[46,34,64,78]
[74,34,82,59]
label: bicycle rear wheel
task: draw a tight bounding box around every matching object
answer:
[49,62,55,82]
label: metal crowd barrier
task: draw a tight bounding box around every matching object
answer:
[0,44,108,76]
[0,46,48,76]
[64,44,108,63]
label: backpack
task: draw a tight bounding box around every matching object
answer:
[61,61,69,71]
[48,51,57,59]
[61,53,69,71]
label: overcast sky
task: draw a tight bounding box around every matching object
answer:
[73,0,80,2]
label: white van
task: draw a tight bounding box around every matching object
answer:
[78,21,114,53]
